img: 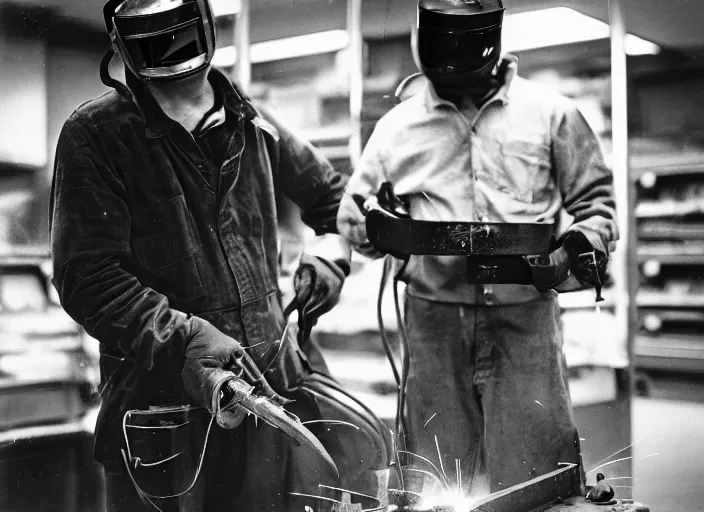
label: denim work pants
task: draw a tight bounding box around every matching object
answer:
[403,292,582,496]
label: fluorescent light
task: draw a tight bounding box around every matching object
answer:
[252,30,349,62]
[211,0,240,17]
[503,7,660,56]
[624,35,660,56]
[213,30,350,67]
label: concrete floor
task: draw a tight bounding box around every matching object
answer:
[632,388,704,511]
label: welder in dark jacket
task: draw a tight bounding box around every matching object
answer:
[50,1,352,510]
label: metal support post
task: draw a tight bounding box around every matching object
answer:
[347,0,364,168]
[609,0,635,497]
[234,0,251,92]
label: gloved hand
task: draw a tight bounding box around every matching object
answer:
[562,231,608,294]
[527,230,608,300]
[181,316,248,429]
[336,193,387,259]
[284,254,348,344]
[526,242,571,293]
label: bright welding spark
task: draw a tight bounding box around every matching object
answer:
[399,450,452,488]
[588,435,647,472]
[403,468,450,490]
[435,435,449,482]
[424,413,437,427]
[534,400,544,407]
[587,456,632,474]
[301,419,361,430]
[588,452,660,476]
[457,459,462,493]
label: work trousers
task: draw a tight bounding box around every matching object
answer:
[403,292,582,497]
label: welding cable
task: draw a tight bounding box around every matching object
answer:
[393,257,411,452]
[376,254,411,463]
[378,255,401,386]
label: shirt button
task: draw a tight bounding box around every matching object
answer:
[483,285,494,305]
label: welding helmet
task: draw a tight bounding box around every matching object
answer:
[103,0,216,82]
[417,0,505,88]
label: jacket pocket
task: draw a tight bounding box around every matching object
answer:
[132,195,205,300]
[498,140,552,203]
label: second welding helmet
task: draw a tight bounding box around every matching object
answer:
[417,0,505,88]
[103,0,216,82]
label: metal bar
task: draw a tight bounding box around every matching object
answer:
[469,464,582,512]
[347,0,364,167]
[609,0,635,499]
[233,0,251,92]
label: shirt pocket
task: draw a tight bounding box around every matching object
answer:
[497,140,552,203]
[132,195,205,301]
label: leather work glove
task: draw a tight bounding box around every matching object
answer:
[562,231,609,292]
[336,193,387,259]
[284,254,348,344]
[527,230,608,301]
[181,316,248,429]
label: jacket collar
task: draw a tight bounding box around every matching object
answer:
[125,67,255,139]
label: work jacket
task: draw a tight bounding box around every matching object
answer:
[50,68,347,466]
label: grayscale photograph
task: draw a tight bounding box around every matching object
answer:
[0,0,702,511]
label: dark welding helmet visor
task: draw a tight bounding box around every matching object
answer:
[417,0,504,78]
[417,25,502,72]
[104,0,216,82]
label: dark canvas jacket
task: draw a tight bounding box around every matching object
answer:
[50,68,347,468]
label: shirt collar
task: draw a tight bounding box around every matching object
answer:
[423,53,519,111]
[125,67,253,139]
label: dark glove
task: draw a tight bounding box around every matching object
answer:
[562,231,608,299]
[181,316,248,429]
[284,254,348,344]
[527,231,608,301]
[526,244,571,293]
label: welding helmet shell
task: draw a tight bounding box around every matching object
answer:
[417,0,505,86]
[103,0,216,82]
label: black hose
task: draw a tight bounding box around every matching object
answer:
[377,255,411,487]
[378,256,401,386]
[99,49,133,98]
[393,258,410,454]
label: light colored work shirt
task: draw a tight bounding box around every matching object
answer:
[344,55,618,305]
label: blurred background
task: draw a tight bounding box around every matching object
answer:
[1,0,704,511]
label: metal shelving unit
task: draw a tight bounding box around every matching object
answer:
[632,142,704,373]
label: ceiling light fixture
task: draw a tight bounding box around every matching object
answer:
[502,7,660,56]
[212,30,350,67]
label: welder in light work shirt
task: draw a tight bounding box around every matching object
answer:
[336,0,618,497]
